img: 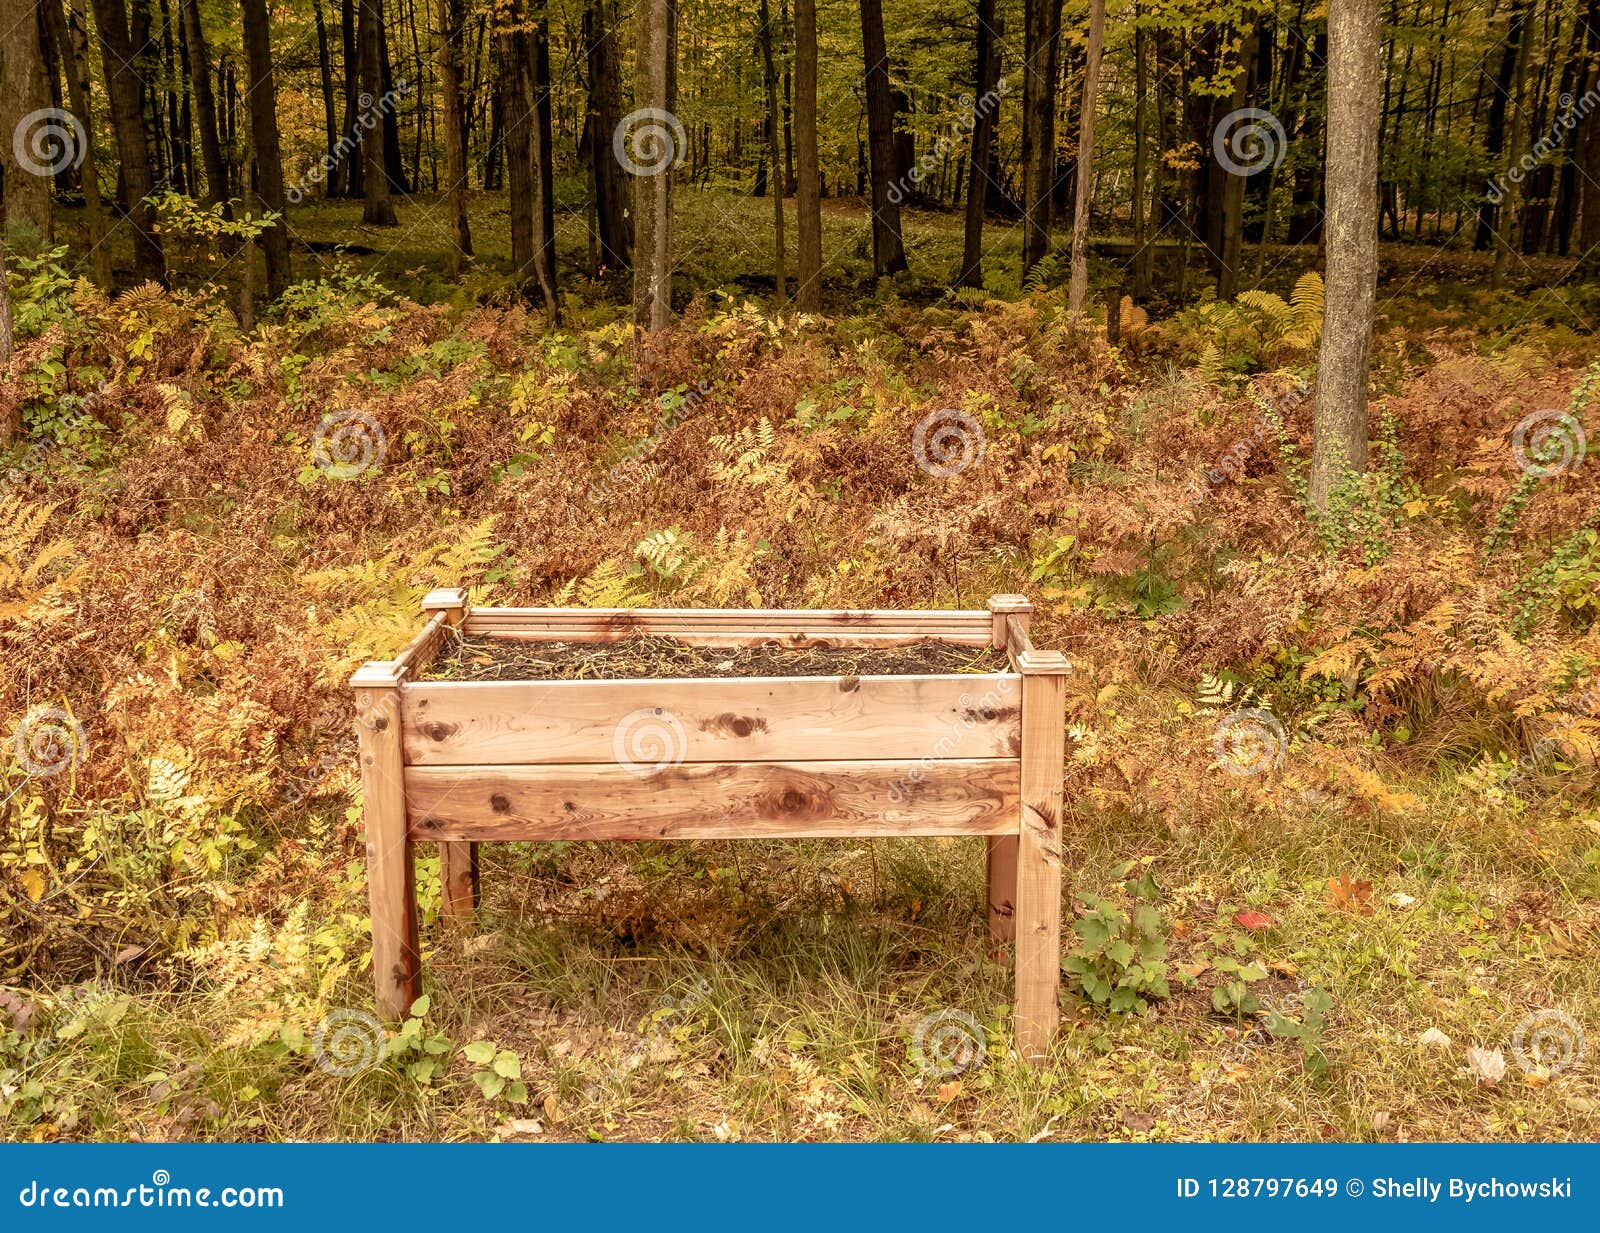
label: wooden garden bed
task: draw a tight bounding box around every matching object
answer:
[351,590,1069,1062]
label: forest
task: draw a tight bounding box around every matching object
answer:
[0,0,1598,1143]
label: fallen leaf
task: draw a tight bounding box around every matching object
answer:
[1233,910,1274,930]
[1418,1027,1452,1049]
[1268,960,1300,978]
[1326,875,1374,915]
[1372,1111,1391,1133]
[935,1080,964,1102]
[1387,892,1417,909]
[1122,1110,1156,1133]
[1465,1045,1506,1085]
[1177,960,1211,979]
[496,1118,543,1137]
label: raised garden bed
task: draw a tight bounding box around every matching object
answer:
[351,590,1069,1061]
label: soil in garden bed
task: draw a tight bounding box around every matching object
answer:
[421,631,1009,681]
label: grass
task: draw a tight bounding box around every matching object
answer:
[15,761,1599,1142]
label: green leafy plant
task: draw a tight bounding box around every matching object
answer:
[462,1039,528,1104]
[1210,955,1269,1020]
[1062,862,1172,1015]
[1263,988,1334,1077]
[383,996,453,1083]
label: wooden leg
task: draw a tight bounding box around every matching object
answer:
[1014,659,1066,1063]
[986,836,1017,957]
[440,841,479,921]
[355,677,421,1019]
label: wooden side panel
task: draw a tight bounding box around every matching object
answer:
[404,759,1021,840]
[464,607,991,632]
[461,629,992,648]
[1014,669,1066,1062]
[355,683,421,1019]
[401,673,1021,766]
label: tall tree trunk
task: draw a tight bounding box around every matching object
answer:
[1476,0,1529,250]
[1021,0,1063,271]
[584,0,629,269]
[859,0,907,275]
[314,0,339,179]
[181,0,226,206]
[0,245,15,446]
[631,0,675,334]
[377,5,409,191]
[1579,0,1600,252]
[1492,2,1534,286]
[437,0,472,270]
[359,0,397,223]
[43,0,111,284]
[88,0,165,281]
[959,0,999,287]
[335,0,362,195]
[499,0,557,320]
[1,0,54,247]
[1068,0,1104,313]
[1131,10,1149,296]
[1310,0,1380,512]
[794,0,822,309]
[758,0,786,306]
[240,0,289,299]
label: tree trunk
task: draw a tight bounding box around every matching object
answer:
[44,0,111,284]
[793,0,822,310]
[2,0,55,248]
[1580,0,1600,252]
[1068,0,1104,313]
[181,0,227,206]
[241,0,290,299]
[437,0,472,270]
[1310,0,1380,512]
[859,0,907,275]
[959,0,1000,287]
[1021,0,1063,271]
[314,0,340,181]
[584,0,629,269]
[359,0,397,223]
[1476,0,1528,251]
[758,0,786,306]
[0,245,15,446]
[88,0,165,281]
[631,0,675,334]
[335,0,362,195]
[499,0,557,320]
[1132,10,1148,296]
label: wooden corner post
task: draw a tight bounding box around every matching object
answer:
[985,594,1032,957]
[1014,647,1067,1063]
[354,660,421,1019]
[422,589,478,921]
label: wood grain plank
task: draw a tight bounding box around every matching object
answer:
[455,628,992,648]
[404,759,1021,840]
[355,682,421,1019]
[1014,668,1066,1062]
[401,673,1021,765]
